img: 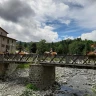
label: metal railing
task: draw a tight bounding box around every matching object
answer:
[0,54,96,65]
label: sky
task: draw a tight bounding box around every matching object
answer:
[0,0,96,42]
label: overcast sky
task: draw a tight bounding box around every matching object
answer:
[0,0,96,42]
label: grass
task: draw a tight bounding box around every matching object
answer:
[26,83,38,91]
[92,85,96,94]
[20,89,37,96]
[17,63,30,69]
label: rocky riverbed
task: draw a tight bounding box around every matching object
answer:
[55,68,96,96]
[0,67,96,96]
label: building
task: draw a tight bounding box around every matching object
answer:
[0,27,17,53]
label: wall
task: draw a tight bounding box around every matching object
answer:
[0,28,7,37]
[0,36,16,53]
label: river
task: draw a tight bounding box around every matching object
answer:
[55,67,96,96]
[0,67,96,96]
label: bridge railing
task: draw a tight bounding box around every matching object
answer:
[0,54,38,63]
[38,55,96,65]
[0,54,96,65]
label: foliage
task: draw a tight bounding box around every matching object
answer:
[83,94,90,96]
[26,83,38,90]
[92,85,96,94]
[37,40,47,54]
[69,41,85,55]
[17,64,30,68]
[20,89,39,96]
[16,39,96,55]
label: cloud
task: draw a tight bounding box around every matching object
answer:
[29,0,96,29]
[8,25,59,42]
[68,0,96,29]
[53,0,96,29]
[63,35,74,40]
[0,0,96,42]
[0,0,35,22]
[0,0,59,42]
[29,0,70,23]
[0,17,59,42]
[81,30,96,41]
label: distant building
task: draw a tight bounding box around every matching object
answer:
[0,27,17,53]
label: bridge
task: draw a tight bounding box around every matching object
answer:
[0,54,96,68]
[0,54,96,90]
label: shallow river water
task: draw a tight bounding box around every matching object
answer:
[55,67,96,96]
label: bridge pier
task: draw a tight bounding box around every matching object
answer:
[29,64,55,90]
[0,63,18,79]
[0,63,9,79]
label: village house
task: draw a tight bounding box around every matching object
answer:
[0,27,17,54]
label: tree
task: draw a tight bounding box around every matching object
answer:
[23,42,28,51]
[69,41,85,55]
[37,40,47,54]
[57,44,64,54]
[17,41,24,51]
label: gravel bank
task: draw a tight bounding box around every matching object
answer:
[0,67,96,96]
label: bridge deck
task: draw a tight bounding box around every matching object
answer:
[40,62,96,69]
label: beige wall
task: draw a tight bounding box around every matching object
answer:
[0,28,7,37]
[8,39,16,53]
[0,28,16,53]
[0,36,16,53]
[1,37,7,52]
[0,37,1,52]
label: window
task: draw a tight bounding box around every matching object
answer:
[7,39,9,44]
[3,38,4,41]
[6,45,10,50]
[2,44,5,47]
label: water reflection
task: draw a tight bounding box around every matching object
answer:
[54,85,92,96]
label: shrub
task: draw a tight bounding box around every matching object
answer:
[26,83,38,91]
[17,64,30,68]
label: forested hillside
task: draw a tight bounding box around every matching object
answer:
[16,38,96,55]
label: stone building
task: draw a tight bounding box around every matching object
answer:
[0,27,17,53]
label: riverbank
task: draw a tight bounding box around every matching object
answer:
[0,67,96,96]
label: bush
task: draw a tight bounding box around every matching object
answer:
[17,64,30,68]
[20,89,38,96]
[26,83,38,91]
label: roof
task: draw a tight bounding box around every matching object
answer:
[0,34,17,41]
[0,27,8,34]
[91,44,96,48]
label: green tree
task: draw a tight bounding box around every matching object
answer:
[69,41,85,55]
[57,44,64,54]
[37,39,47,54]
[17,41,24,51]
